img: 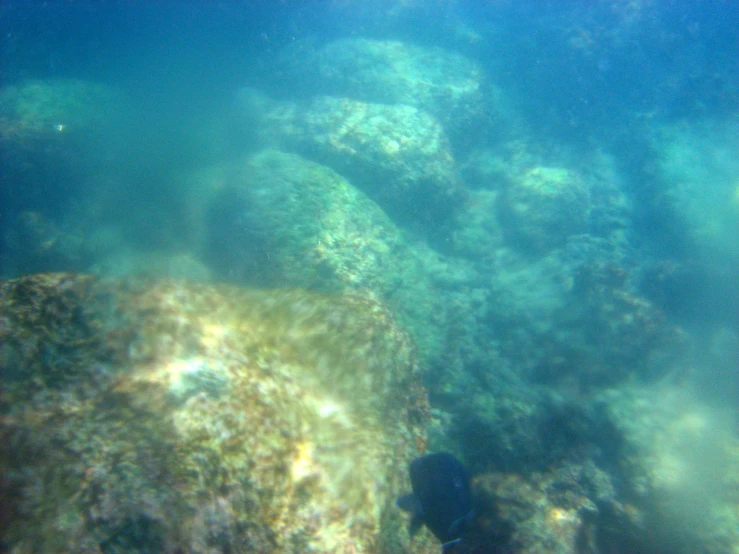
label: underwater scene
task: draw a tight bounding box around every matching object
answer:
[0,1,738,553]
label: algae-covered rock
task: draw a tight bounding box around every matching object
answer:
[278,38,489,140]
[206,150,402,292]
[205,149,463,362]
[238,90,465,233]
[0,273,434,553]
[501,166,591,252]
[473,463,625,554]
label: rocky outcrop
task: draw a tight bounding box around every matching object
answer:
[205,150,464,361]
[0,273,434,553]
[238,91,465,234]
[276,38,491,141]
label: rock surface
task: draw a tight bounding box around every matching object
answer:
[500,166,591,253]
[205,149,467,362]
[277,38,489,139]
[0,273,434,553]
[239,90,465,233]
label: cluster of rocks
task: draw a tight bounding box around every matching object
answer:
[1,32,737,553]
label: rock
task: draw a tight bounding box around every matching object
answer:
[205,149,465,362]
[500,166,591,253]
[469,462,619,554]
[458,147,515,191]
[239,90,465,234]
[0,273,434,553]
[277,38,489,141]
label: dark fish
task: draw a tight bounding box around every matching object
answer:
[396,452,474,552]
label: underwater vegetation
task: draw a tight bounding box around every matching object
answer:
[1,1,738,552]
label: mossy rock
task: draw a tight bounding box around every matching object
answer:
[0,273,436,553]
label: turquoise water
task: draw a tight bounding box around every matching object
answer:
[1,2,738,552]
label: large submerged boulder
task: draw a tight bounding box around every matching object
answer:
[205,150,467,362]
[239,90,465,235]
[0,273,434,553]
[500,166,591,253]
[276,38,490,141]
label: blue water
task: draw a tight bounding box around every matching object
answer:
[1,2,738,552]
